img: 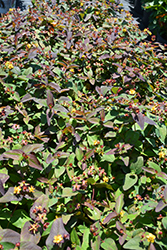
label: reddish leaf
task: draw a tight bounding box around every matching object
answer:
[3,149,23,160]
[47,90,54,109]
[0,187,23,203]
[115,194,124,214]
[20,221,41,245]
[28,154,43,170]
[46,218,70,249]
[20,241,42,250]
[119,234,127,246]
[0,229,20,244]
[103,212,118,224]
[155,200,167,212]
[132,112,145,130]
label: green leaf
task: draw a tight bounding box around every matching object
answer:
[101,238,117,250]
[94,183,114,190]
[115,193,124,214]
[123,236,144,249]
[123,173,138,191]
[23,67,33,76]
[162,217,167,230]
[158,125,167,143]
[54,166,65,178]
[81,228,90,249]
[10,209,31,229]
[71,228,81,246]
[130,156,143,174]
[62,187,78,197]
[91,235,100,250]
[101,153,115,163]
[85,207,101,221]
[0,242,15,249]
[148,161,161,172]
[76,147,84,161]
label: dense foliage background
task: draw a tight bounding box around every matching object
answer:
[0,0,167,249]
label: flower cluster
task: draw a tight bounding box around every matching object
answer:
[13,181,35,195]
[5,61,14,69]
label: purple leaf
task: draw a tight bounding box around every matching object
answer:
[132,112,145,130]
[47,90,54,109]
[144,116,157,126]
[0,229,20,244]
[82,162,87,170]
[28,154,43,170]
[120,156,129,166]
[164,186,167,201]
[46,108,55,126]
[137,73,145,81]
[0,173,9,184]
[20,221,41,245]
[49,82,61,92]
[103,121,114,128]
[89,118,100,124]
[123,75,131,83]
[46,218,70,249]
[142,167,157,174]
[148,243,156,250]
[21,93,34,103]
[0,187,23,203]
[116,221,126,232]
[106,148,117,155]
[0,179,4,195]
[103,212,118,224]
[3,149,23,160]
[157,172,167,179]
[20,241,42,250]
[28,48,38,59]
[30,194,49,220]
[22,144,44,154]
[155,200,167,212]
[98,54,111,60]
[119,234,127,246]
[115,194,124,214]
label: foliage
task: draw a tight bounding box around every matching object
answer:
[0,0,167,249]
[142,0,167,39]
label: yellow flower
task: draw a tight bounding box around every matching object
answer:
[80,2,83,6]
[29,223,39,234]
[5,61,14,69]
[120,210,125,217]
[71,108,76,113]
[129,89,136,95]
[123,28,127,32]
[146,233,156,243]
[27,44,31,49]
[159,151,165,159]
[151,106,156,111]
[14,186,21,194]
[28,185,35,193]
[103,176,109,182]
[53,234,63,244]
[69,68,74,73]
[94,140,100,145]
[95,11,100,15]
[144,28,152,35]
[147,30,152,36]
[9,8,14,11]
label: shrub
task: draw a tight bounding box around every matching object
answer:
[0,0,167,249]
